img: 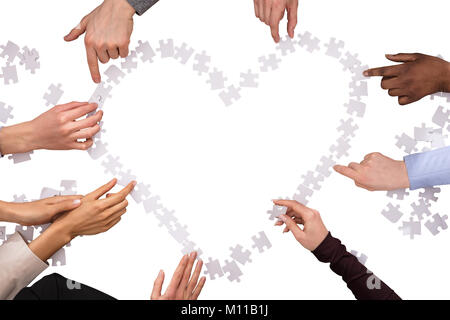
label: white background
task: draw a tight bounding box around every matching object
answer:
[1,0,450,299]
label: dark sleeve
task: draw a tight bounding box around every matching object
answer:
[14,273,115,300]
[127,0,159,15]
[312,232,401,300]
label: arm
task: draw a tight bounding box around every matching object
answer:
[0,102,101,156]
[127,0,159,15]
[312,232,400,300]
[404,146,450,190]
[64,0,137,83]
[333,148,450,191]
[0,179,135,300]
[273,199,401,300]
[0,233,48,300]
[364,53,450,105]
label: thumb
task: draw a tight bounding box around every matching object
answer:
[53,198,82,213]
[64,17,88,42]
[385,53,417,63]
[279,214,305,242]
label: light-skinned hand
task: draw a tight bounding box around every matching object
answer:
[364,53,450,105]
[0,196,82,226]
[333,152,410,191]
[52,178,135,241]
[64,0,135,83]
[28,179,135,263]
[151,252,206,300]
[253,0,298,43]
[0,102,101,155]
[273,199,328,251]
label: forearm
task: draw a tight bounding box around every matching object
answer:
[312,232,400,300]
[442,60,450,93]
[0,201,14,222]
[28,223,72,263]
[126,0,158,15]
[0,233,48,300]
[0,122,35,155]
[404,146,450,190]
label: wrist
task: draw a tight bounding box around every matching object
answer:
[51,219,76,243]
[398,161,410,189]
[46,221,73,245]
[28,221,72,262]
[107,0,136,17]
[0,121,35,155]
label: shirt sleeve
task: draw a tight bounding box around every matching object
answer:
[312,232,401,300]
[0,232,48,300]
[404,145,450,190]
[126,0,159,15]
[0,126,3,158]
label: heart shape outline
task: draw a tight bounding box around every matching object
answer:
[84,31,369,283]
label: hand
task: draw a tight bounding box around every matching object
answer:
[0,196,82,226]
[0,102,102,155]
[364,53,450,105]
[64,0,135,83]
[273,199,328,251]
[333,152,410,191]
[52,178,136,241]
[151,252,206,300]
[254,0,298,43]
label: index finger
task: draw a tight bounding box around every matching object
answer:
[333,164,360,181]
[98,181,136,207]
[269,8,281,43]
[84,179,117,201]
[272,199,310,219]
[86,45,100,83]
[65,103,98,121]
[363,64,402,77]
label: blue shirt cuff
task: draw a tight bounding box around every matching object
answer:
[404,145,450,190]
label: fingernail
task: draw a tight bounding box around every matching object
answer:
[73,199,81,205]
[132,181,137,187]
[279,215,287,222]
[158,270,163,276]
[363,70,369,77]
[190,252,196,257]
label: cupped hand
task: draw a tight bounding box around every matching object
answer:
[0,102,101,155]
[151,252,206,300]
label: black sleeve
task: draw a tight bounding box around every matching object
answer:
[312,232,401,300]
[127,0,159,15]
[14,273,115,300]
